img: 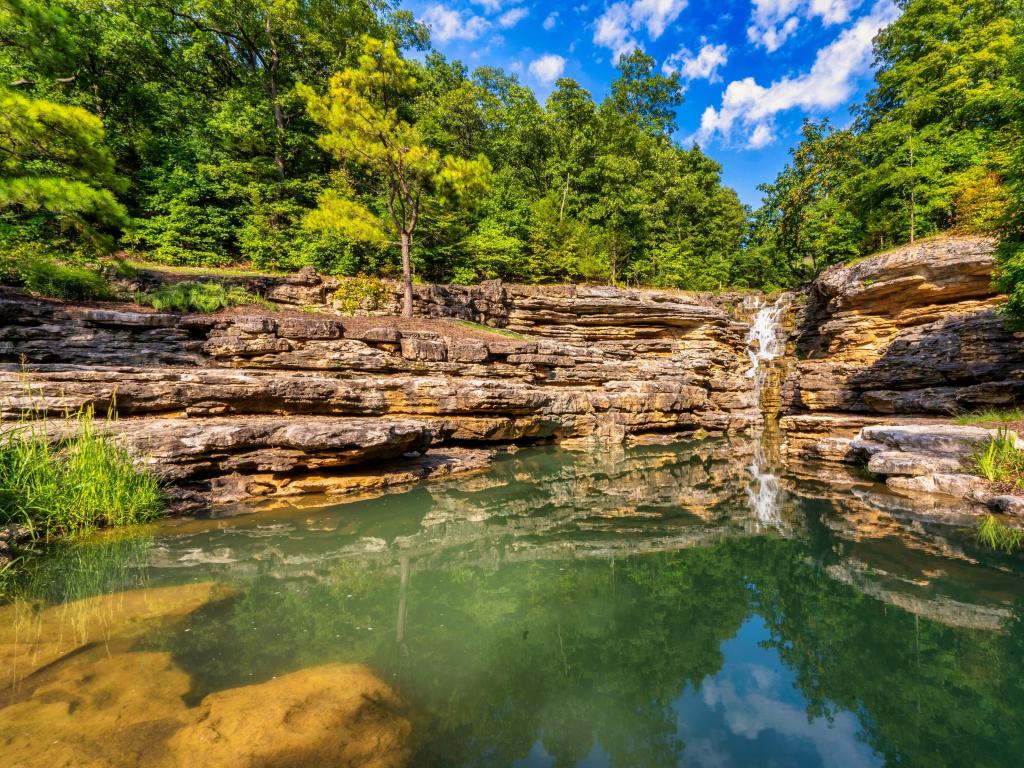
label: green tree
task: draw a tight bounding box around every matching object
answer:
[300,37,489,315]
[0,88,126,255]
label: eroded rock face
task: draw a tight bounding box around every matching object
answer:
[0,282,759,511]
[783,236,1024,416]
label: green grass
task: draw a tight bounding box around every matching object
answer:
[121,259,287,278]
[136,280,275,313]
[977,515,1024,553]
[0,406,164,541]
[18,257,111,300]
[969,428,1024,491]
[450,319,529,339]
[955,407,1024,425]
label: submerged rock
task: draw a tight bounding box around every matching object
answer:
[0,650,412,768]
[165,663,412,768]
[0,582,229,694]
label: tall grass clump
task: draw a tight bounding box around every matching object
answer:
[136,280,273,313]
[0,406,164,540]
[970,428,1024,491]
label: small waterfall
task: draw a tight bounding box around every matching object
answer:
[744,294,790,381]
[743,294,791,528]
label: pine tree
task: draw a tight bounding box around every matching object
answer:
[0,88,126,254]
[300,37,489,316]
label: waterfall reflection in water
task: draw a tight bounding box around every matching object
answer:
[743,294,793,529]
[5,438,1024,768]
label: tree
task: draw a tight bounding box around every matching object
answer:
[300,37,489,316]
[0,87,126,254]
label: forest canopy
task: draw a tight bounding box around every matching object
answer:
[0,0,1021,299]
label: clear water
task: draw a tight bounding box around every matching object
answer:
[6,437,1024,767]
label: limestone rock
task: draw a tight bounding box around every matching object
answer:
[866,450,964,476]
[860,424,1012,457]
[165,664,412,768]
[886,472,991,502]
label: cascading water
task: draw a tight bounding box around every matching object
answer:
[743,294,791,528]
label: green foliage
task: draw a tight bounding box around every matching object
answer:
[0,2,747,287]
[970,428,1024,491]
[751,0,1019,289]
[955,408,1024,425]
[0,87,126,256]
[0,406,164,539]
[16,256,111,300]
[136,281,273,314]
[331,275,391,314]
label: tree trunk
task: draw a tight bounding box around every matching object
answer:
[401,231,413,318]
[266,16,286,179]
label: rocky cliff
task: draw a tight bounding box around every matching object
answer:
[3,234,1020,516]
[0,283,757,510]
[780,235,1024,461]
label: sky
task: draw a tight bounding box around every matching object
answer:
[401,0,902,207]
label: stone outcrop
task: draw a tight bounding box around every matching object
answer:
[796,423,1024,517]
[4,234,1023,516]
[0,282,757,511]
[783,236,1024,417]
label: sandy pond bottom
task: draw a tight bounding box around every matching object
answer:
[3,436,1024,768]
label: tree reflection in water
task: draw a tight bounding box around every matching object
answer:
[9,437,1024,767]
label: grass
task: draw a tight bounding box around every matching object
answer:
[119,258,287,278]
[451,319,529,339]
[0,405,164,541]
[977,515,1024,553]
[136,280,275,313]
[955,407,1024,426]
[969,428,1024,492]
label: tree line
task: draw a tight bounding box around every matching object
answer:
[1,0,1022,311]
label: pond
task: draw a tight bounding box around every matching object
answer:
[4,436,1024,768]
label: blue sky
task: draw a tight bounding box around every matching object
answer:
[401,0,901,207]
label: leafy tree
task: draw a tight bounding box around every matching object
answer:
[300,37,489,315]
[0,88,126,255]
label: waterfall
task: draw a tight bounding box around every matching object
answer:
[744,294,791,380]
[743,294,791,528]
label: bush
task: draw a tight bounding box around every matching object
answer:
[0,406,164,539]
[136,280,273,313]
[332,275,390,314]
[18,257,111,300]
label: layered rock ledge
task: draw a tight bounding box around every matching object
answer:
[0,283,758,511]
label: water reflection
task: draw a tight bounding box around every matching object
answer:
[5,436,1024,768]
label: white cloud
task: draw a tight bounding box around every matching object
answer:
[746,122,776,148]
[422,5,490,43]
[748,0,863,52]
[662,42,728,81]
[696,1,899,148]
[497,6,528,27]
[528,53,567,83]
[593,0,688,61]
[543,11,559,29]
[471,0,503,12]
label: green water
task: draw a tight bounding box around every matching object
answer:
[8,437,1024,767]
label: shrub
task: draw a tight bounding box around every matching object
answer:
[332,275,390,314]
[19,257,111,300]
[136,280,273,313]
[0,406,164,540]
